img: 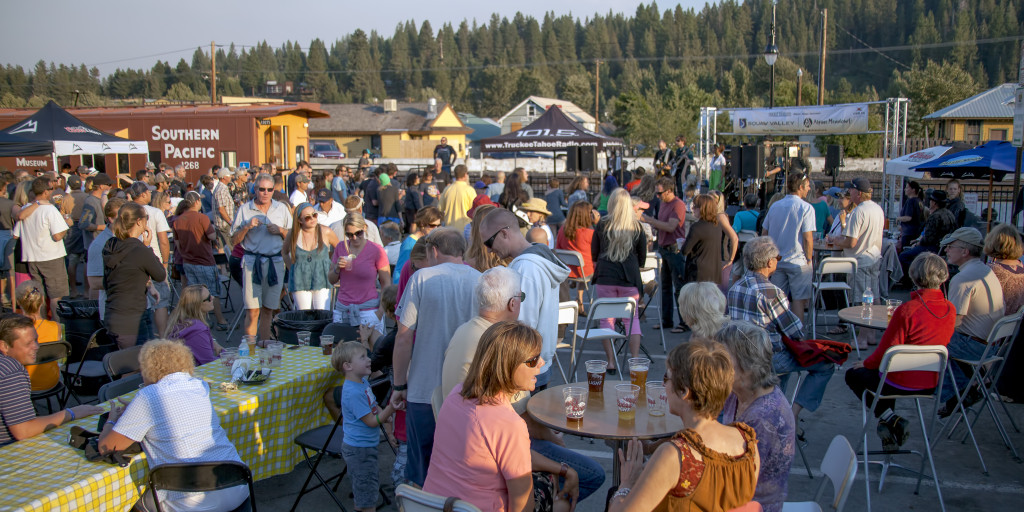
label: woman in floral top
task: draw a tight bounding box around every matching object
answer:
[984,224,1024,314]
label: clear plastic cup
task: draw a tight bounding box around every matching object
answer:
[646,381,667,417]
[320,335,335,355]
[585,360,608,393]
[628,357,651,401]
[886,299,902,320]
[344,254,355,271]
[616,384,640,421]
[296,331,311,347]
[562,386,588,422]
[220,347,238,368]
[266,341,284,367]
[242,334,258,355]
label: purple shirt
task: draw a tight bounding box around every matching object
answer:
[720,388,795,512]
[173,319,218,365]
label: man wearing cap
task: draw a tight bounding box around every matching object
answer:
[213,168,237,254]
[314,188,345,227]
[438,164,476,234]
[936,227,1005,413]
[898,190,957,273]
[151,173,168,194]
[760,172,815,322]
[290,173,312,207]
[829,177,885,345]
[128,181,172,335]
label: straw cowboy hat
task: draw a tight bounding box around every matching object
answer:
[519,197,551,216]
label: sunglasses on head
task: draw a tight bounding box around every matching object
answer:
[345,230,364,239]
[524,354,542,368]
[484,226,509,249]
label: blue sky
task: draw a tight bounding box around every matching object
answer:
[0,0,710,76]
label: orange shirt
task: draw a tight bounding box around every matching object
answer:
[27,319,61,392]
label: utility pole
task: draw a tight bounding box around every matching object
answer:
[210,41,217,104]
[594,60,601,125]
[818,9,827,105]
[796,69,803,106]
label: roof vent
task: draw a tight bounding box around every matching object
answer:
[383,99,398,112]
[427,98,438,119]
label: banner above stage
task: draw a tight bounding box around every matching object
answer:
[729,104,870,135]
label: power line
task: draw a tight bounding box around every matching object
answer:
[85,47,206,68]
[833,24,911,70]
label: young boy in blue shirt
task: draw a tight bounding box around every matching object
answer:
[331,341,396,512]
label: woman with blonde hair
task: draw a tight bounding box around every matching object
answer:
[329,213,391,338]
[677,281,728,338]
[165,284,224,365]
[591,188,647,369]
[556,201,597,311]
[103,202,166,348]
[682,194,726,284]
[425,321,573,512]
[285,202,338,311]
[984,223,1024,314]
[465,204,504,273]
[17,280,62,392]
[709,190,740,287]
[98,338,249,512]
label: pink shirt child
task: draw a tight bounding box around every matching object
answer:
[423,385,532,512]
[332,241,389,306]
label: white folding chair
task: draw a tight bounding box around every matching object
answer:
[856,345,951,512]
[939,311,1023,468]
[554,249,593,308]
[782,435,858,512]
[811,257,857,346]
[570,297,637,382]
[554,301,579,385]
[395,483,483,512]
[777,371,813,479]
[639,251,667,352]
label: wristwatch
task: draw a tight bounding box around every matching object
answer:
[392,383,407,391]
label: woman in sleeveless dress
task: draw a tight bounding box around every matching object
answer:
[284,202,338,311]
[609,338,761,512]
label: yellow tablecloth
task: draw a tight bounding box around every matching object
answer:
[0,346,338,512]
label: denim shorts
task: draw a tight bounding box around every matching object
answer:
[341,443,379,509]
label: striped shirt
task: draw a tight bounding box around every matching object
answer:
[0,353,34,447]
[727,272,803,349]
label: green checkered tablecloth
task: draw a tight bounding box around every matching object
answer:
[0,346,338,512]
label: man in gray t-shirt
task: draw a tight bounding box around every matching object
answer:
[390,228,480,486]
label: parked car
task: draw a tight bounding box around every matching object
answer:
[309,139,345,159]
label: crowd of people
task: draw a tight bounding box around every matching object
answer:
[0,154,1020,512]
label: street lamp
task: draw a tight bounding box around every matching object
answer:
[796,68,803,106]
[763,2,778,108]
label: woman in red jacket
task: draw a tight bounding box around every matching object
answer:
[556,200,597,312]
[845,252,955,451]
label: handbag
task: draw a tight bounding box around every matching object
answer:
[781,334,851,366]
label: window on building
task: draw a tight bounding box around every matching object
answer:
[527,104,538,117]
[221,151,237,168]
[965,121,982,144]
[370,135,382,151]
[989,129,1008,141]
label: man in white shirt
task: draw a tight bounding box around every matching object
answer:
[14,178,71,316]
[830,177,884,344]
[128,182,171,335]
[313,189,345,227]
[290,174,311,207]
[760,172,815,322]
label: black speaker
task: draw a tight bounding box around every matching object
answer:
[740,145,765,180]
[825,144,844,172]
[579,146,598,172]
[729,146,743,179]
[566,147,580,172]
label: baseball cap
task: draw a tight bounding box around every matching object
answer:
[216,168,234,179]
[316,188,332,202]
[844,177,872,193]
[145,161,156,170]
[940,227,984,248]
[91,173,114,186]
[128,181,150,198]
[67,175,82,189]
[474,180,487,189]
[467,194,496,218]
[152,173,167,183]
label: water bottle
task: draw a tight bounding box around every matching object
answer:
[861,287,874,319]
[238,341,249,359]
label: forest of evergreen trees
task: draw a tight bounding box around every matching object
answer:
[0,0,1020,156]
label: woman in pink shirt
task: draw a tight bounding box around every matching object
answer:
[328,213,391,345]
[424,322,545,512]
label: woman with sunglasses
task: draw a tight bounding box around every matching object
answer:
[165,284,224,365]
[285,203,338,312]
[329,213,391,345]
[103,202,166,349]
[394,206,442,284]
[425,321,573,512]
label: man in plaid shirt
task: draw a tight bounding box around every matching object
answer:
[213,168,237,253]
[728,236,835,424]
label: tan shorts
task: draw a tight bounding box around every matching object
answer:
[242,257,284,311]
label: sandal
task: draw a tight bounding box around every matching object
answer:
[652,325,669,330]
[215,322,229,331]
[826,325,849,335]
[670,326,687,334]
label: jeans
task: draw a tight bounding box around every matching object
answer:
[898,245,937,276]
[940,331,988,402]
[404,402,436,486]
[774,346,835,412]
[530,440,605,502]
[535,368,552,391]
[658,247,685,327]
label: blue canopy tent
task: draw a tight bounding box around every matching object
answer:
[0,131,51,157]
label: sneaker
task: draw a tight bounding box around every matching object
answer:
[876,415,910,451]
[876,420,899,451]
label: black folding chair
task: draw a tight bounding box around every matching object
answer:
[63,327,117,405]
[97,373,144,402]
[148,461,256,512]
[322,323,361,344]
[102,345,143,381]
[289,374,394,512]
[26,340,73,412]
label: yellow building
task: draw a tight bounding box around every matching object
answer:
[924,83,1016,144]
[309,100,472,159]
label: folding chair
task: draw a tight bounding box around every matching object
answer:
[322,322,361,343]
[776,371,814,479]
[26,340,73,413]
[149,461,256,512]
[570,297,637,382]
[97,373,144,402]
[214,253,235,314]
[940,312,1023,466]
[554,249,593,310]
[394,483,483,512]
[553,301,579,384]
[290,376,394,512]
[636,279,667,354]
[782,435,858,512]
[102,345,143,381]
[63,327,117,404]
[856,345,952,512]
[810,257,857,345]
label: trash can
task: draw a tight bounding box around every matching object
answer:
[57,298,101,362]
[272,310,333,346]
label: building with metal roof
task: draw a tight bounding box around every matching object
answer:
[923,83,1016,144]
